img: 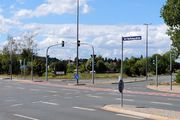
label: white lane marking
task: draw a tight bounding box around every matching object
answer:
[53,94,58,97]
[5,86,12,88]
[73,107,96,111]
[168,98,179,101]
[13,114,39,120]
[11,104,23,107]
[115,98,134,102]
[87,94,102,98]
[5,99,16,102]
[116,113,144,119]
[16,87,25,89]
[125,94,136,97]
[30,89,40,91]
[47,90,57,93]
[66,93,73,95]
[151,102,172,105]
[32,101,59,106]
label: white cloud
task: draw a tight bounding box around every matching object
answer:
[0,15,21,34]
[15,0,91,18]
[19,23,171,59]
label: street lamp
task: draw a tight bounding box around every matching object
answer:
[144,23,151,81]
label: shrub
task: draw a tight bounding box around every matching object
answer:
[175,71,180,83]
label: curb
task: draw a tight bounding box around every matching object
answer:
[102,105,179,120]
[147,85,180,94]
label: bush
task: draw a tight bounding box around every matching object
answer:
[175,71,180,83]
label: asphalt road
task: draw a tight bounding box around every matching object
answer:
[0,79,152,120]
[1,77,180,120]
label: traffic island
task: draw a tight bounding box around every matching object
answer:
[102,104,180,120]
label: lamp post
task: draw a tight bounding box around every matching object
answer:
[76,0,80,85]
[144,23,151,81]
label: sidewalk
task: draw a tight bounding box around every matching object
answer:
[103,104,180,120]
[147,85,180,94]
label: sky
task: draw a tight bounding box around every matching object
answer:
[0,0,171,60]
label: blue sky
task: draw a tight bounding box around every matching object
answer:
[1,0,165,24]
[0,0,171,59]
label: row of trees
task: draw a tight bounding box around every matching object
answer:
[0,40,180,77]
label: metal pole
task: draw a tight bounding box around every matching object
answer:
[76,0,79,85]
[146,25,148,81]
[170,53,172,91]
[144,24,151,81]
[31,49,33,81]
[121,38,123,81]
[45,47,49,82]
[156,56,158,87]
[92,46,95,84]
[24,59,25,79]
[10,39,13,80]
[121,92,123,107]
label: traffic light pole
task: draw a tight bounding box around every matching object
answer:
[45,43,63,81]
[76,0,80,85]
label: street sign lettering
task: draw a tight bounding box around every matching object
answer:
[122,36,142,41]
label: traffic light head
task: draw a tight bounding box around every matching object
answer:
[78,40,80,47]
[62,41,64,47]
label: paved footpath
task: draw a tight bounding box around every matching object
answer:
[103,104,180,120]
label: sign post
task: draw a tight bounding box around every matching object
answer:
[119,36,142,107]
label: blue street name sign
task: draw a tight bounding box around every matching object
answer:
[122,36,142,41]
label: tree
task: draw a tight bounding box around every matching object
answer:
[96,60,107,73]
[161,0,180,56]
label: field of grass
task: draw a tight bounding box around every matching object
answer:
[0,73,125,80]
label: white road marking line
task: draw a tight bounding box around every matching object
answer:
[73,107,96,111]
[115,98,134,102]
[16,87,25,89]
[116,113,144,119]
[87,94,102,98]
[13,114,39,120]
[47,90,57,93]
[66,93,73,95]
[5,99,16,102]
[125,94,135,97]
[168,98,179,101]
[32,101,59,106]
[151,102,172,105]
[11,104,23,107]
[5,86,12,88]
[30,89,40,91]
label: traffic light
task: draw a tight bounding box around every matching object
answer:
[62,41,64,47]
[78,40,80,47]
